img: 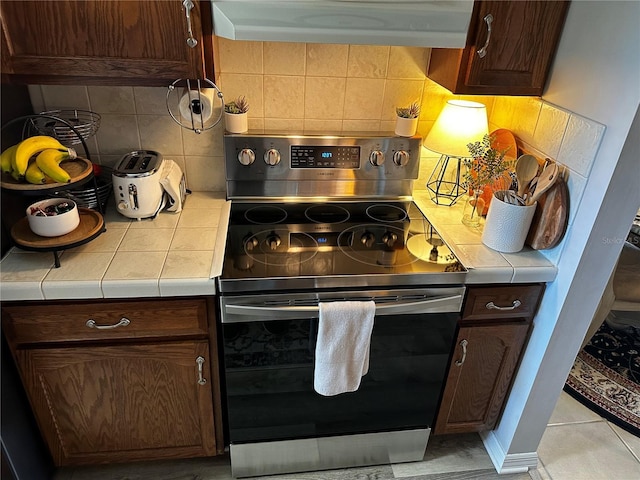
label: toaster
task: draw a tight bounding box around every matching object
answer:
[112,150,165,219]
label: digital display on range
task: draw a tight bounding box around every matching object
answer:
[291,145,360,169]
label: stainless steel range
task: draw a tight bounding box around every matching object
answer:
[217,133,467,478]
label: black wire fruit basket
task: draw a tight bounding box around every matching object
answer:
[30,109,101,147]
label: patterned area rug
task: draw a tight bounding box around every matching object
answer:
[565,312,640,436]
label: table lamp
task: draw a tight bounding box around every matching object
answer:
[424,100,488,205]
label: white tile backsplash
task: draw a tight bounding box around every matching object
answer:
[184,156,226,192]
[510,96,542,145]
[88,86,135,113]
[40,85,91,111]
[533,103,570,160]
[138,115,184,155]
[94,114,140,155]
[263,42,306,75]
[486,97,606,265]
[306,44,349,77]
[133,86,171,115]
[347,45,390,78]
[388,46,430,79]
[31,39,605,210]
[557,114,606,177]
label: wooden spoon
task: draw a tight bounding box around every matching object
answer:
[526,163,559,205]
[515,154,539,198]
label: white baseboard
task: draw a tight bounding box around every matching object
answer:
[480,430,539,474]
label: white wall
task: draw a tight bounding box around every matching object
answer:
[486,0,640,468]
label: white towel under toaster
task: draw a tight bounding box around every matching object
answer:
[314,301,376,396]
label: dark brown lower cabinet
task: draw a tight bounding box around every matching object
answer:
[1,297,223,466]
[434,284,543,435]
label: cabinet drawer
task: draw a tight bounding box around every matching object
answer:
[2,298,209,346]
[462,285,544,322]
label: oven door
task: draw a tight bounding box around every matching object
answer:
[219,287,464,446]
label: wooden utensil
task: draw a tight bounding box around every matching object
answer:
[526,163,558,205]
[515,154,539,198]
[526,176,569,249]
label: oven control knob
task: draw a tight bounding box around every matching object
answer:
[369,150,385,166]
[244,235,259,252]
[393,150,410,166]
[266,233,281,250]
[360,231,376,248]
[382,231,398,248]
[264,148,281,166]
[238,148,256,166]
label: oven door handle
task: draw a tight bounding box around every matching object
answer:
[223,294,463,322]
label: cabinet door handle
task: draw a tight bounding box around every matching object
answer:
[454,339,468,367]
[485,300,522,311]
[477,14,493,58]
[182,0,198,48]
[85,317,131,330]
[196,356,207,385]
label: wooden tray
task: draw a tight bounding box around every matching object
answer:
[11,208,104,250]
[1,157,93,191]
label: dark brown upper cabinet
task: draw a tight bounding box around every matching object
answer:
[428,1,570,96]
[0,0,215,86]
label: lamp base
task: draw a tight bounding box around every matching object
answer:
[426,155,466,206]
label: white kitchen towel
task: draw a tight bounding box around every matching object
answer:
[314,301,375,396]
[159,159,186,212]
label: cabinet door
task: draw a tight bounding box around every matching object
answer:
[16,341,217,466]
[434,322,530,434]
[0,0,213,85]
[428,1,569,96]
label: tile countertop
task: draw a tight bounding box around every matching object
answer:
[413,190,557,284]
[0,190,557,302]
[0,192,230,301]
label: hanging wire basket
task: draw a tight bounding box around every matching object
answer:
[31,109,101,146]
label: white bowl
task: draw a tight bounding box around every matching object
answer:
[26,198,80,237]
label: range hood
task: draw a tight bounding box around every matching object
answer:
[211,1,474,47]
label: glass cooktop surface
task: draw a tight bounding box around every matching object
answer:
[219,201,466,292]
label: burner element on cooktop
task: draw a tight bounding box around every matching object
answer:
[244,206,288,224]
[304,205,350,224]
[366,204,408,223]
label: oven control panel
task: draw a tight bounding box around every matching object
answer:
[224,133,421,182]
[291,145,361,169]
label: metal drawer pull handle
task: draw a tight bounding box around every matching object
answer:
[85,317,131,330]
[477,13,493,58]
[455,339,468,367]
[485,300,522,311]
[196,356,207,385]
[182,0,198,48]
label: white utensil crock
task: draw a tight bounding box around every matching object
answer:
[482,191,536,253]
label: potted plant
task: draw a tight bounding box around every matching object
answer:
[224,95,249,133]
[461,134,512,227]
[395,102,420,137]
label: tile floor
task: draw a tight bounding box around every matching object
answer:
[53,391,640,480]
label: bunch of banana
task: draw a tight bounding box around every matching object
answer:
[1,135,77,184]
[1,144,18,173]
[35,148,76,183]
